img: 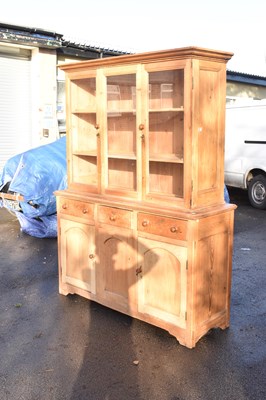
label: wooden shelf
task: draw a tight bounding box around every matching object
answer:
[149,155,184,163]
[72,110,96,114]
[107,153,136,160]
[107,110,135,115]
[149,107,184,113]
[73,151,97,157]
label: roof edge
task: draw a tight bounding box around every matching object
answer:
[227,70,266,86]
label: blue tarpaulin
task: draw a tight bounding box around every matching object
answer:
[14,212,58,238]
[0,137,67,238]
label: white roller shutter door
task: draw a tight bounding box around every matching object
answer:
[0,53,31,171]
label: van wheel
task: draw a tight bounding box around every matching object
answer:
[248,175,266,209]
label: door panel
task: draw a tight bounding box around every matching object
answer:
[96,226,137,312]
[138,236,187,328]
[61,218,95,293]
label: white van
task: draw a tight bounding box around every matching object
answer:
[224,99,266,209]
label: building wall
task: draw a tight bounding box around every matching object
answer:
[0,45,32,170]
[227,81,266,100]
[0,42,60,149]
[0,42,59,170]
[31,47,59,147]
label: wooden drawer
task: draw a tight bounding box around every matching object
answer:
[98,205,132,228]
[58,198,94,219]
[138,213,187,241]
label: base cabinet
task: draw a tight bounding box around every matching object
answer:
[57,194,235,348]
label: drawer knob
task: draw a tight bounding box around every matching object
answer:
[170,226,177,233]
[139,123,144,131]
[109,214,116,221]
[89,254,95,259]
[83,209,88,214]
[62,203,68,210]
[142,220,149,227]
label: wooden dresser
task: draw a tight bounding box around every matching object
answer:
[56,47,236,348]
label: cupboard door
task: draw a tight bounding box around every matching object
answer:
[60,218,96,293]
[67,76,99,191]
[96,225,137,313]
[137,236,187,328]
[145,68,185,201]
[104,73,139,197]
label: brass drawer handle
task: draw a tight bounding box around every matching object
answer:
[170,226,181,233]
[83,208,88,214]
[62,203,68,210]
[142,220,149,227]
[89,254,95,259]
[109,214,117,221]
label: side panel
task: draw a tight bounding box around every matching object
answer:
[193,210,234,333]
[192,60,227,208]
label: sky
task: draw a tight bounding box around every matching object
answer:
[1,0,266,76]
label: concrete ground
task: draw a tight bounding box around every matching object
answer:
[0,188,265,400]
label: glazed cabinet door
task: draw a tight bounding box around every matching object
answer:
[102,68,140,198]
[66,73,100,193]
[142,62,187,206]
[101,61,188,204]
[96,225,137,313]
[137,236,187,328]
[59,218,96,293]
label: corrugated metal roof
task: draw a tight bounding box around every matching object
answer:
[0,22,63,39]
[0,22,62,48]
[0,22,128,57]
[59,40,130,59]
[227,70,266,86]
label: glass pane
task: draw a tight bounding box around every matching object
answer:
[72,155,97,185]
[149,70,184,110]
[149,162,183,197]
[149,112,184,160]
[106,74,137,192]
[70,78,96,112]
[148,69,184,198]
[107,114,136,155]
[108,159,137,191]
[71,113,97,154]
